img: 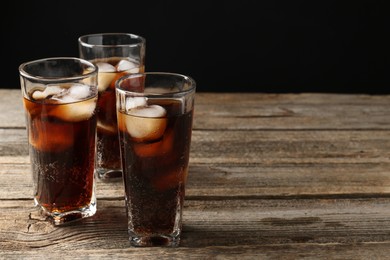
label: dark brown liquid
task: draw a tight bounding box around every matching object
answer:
[118,100,193,235]
[97,86,121,170]
[95,57,144,173]
[24,96,97,213]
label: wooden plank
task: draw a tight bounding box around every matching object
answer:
[2,128,390,163]
[2,89,390,130]
[1,159,389,199]
[195,92,390,106]
[190,130,390,164]
[1,243,390,259]
[2,90,389,258]
[0,198,389,251]
[194,93,390,130]
[0,129,28,156]
[0,89,25,128]
[1,127,389,198]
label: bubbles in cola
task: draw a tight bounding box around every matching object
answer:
[118,97,193,236]
[24,83,97,213]
[94,57,145,178]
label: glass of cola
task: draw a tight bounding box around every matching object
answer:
[19,57,98,225]
[116,72,196,247]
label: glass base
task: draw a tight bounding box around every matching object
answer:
[129,234,181,247]
[96,168,123,180]
[35,198,97,226]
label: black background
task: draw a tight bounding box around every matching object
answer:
[2,0,389,93]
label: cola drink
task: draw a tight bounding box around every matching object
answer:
[118,99,193,235]
[94,57,144,178]
[78,33,146,180]
[23,84,97,216]
[116,72,196,247]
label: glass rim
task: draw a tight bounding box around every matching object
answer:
[78,32,146,48]
[18,57,97,83]
[116,72,196,97]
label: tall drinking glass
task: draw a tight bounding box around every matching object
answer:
[116,72,196,247]
[19,57,98,225]
[78,33,146,180]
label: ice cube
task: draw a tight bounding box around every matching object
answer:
[128,105,166,117]
[116,59,137,72]
[50,97,97,122]
[97,72,116,92]
[96,62,116,73]
[68,84,91,100]
[56,84,91,103]
[32,86,64,100]
[125,105,167,141]
[96,62,116,92]
[125,97,147,110]
[57,95,78,103]
[133,127,174,157]
[129,67,140,73]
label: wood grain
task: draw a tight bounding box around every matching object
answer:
[0,89,389,258]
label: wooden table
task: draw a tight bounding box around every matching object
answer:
[0,89,389,259]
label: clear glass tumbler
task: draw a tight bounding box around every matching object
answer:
[78,33,146,180]
[116,72,196,246]
[19,57,98,225]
